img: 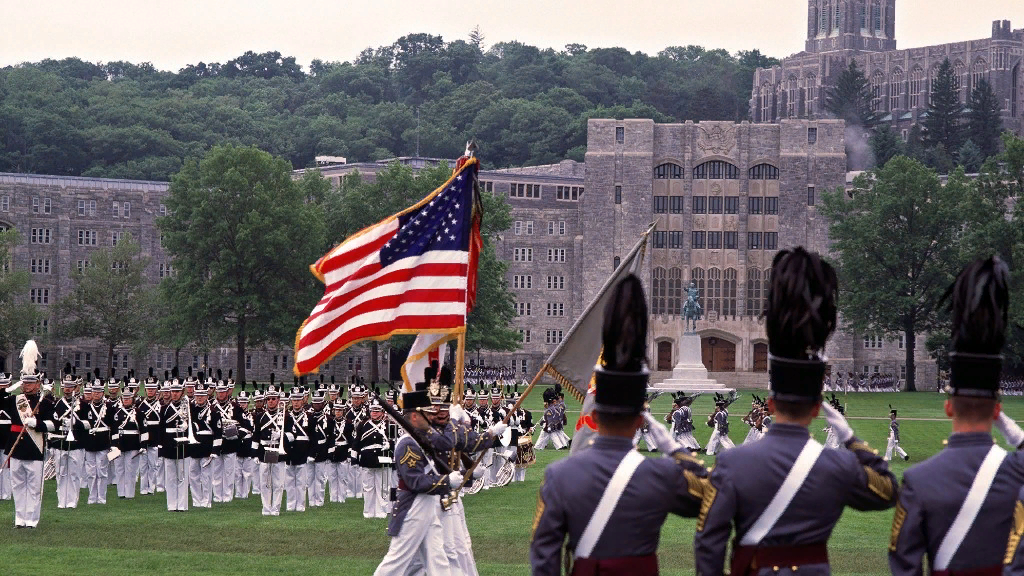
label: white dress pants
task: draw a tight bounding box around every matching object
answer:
[235,456,257,498]
[349,463,363,498]
[163,457,190,511]
[706,430,735,455]
[330,461,349,503]
[259,461,285,515]
[115,449,141,498]
[11,458,43,527]
[189,456,212,508]
[84,450,109,504]
[56,448,85,508]
[885,433,908,461]
[441,499,479,575]
[362,467,389,518]
[212,452,236,503]
[285,463,307,512]
[373,493,452,576]
[308,460,330,507]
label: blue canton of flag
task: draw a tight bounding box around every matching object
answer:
[380,172,475,266]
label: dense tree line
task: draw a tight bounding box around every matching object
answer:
[0,37,777,180]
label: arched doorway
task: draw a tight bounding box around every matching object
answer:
[753,343,768,372]
[656,341,673,371]
[701,337,736,372]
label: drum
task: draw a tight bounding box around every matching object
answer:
[516,437,536,467]
[222,420,239,440]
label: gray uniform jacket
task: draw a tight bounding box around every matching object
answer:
[386,434,453,537]
[424,420,496,468]
[674,407,694,435]
[530,435,708,575]
[714,410,729,435]
[694,423,897,576]
[890,432,1024,574]
[891,421,901,442]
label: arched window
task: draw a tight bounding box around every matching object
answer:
[668,267,683,315]
[707,268,722,315]
[760,81,773,122]
[652,267,667,315]
[804,74,817,115]
[654,163,683,179]
[693,161,739,180]
[748,163,779,180]
[690,267,706,313]
[909,66,924,108]
[889,68,903,110]
[820,3,829,34]
[873,3,881,32]
[953,60,966,93]
[762,268,771,314]
[723,268,737,317]
[613,256,620,269]
[972,59,988,90]
[746,268,762,316]
[871,70,884,111]
[1013,63,1019,117]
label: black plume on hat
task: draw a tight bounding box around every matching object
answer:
[943,256,1009,397]
[765,247,838,403]
[593,274,649,415]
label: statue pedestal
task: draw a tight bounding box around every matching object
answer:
[652,333,732,392]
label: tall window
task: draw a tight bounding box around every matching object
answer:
[787,76,798,116]
[804,75,816,115]
[707,268,722,315]
[859,4,867,29]
[723,268,737,317]
[690,267,706,312]
[691,231,706,249]
[694,161,739,180]
[909,66,924,108]
[653,196,668,213]
[668,268,682,315]
[820,2,829,34]
[889,68,903,110]
[760,82,773,122]
[972,59,988,90]
[871,71,884,111]
[833,3,841,31]
[614,185,622,204]
[652,267,667,315]
[747,268,763,316]
[953,60,966,94]
[873,4,881,32]
[654,163,683,179]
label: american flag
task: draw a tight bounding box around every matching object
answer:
[294,158,482,376]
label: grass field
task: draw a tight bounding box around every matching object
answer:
[1,389,1020,575]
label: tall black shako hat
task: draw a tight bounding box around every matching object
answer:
[593,274,649,415]
[766,247,838,404]
[943,256,1009,398]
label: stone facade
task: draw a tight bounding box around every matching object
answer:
[0,172,362,383]
[753,1,1024,138]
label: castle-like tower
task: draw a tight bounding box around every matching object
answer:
[805,0,897,53]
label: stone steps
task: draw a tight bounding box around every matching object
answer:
[709,371,769,390]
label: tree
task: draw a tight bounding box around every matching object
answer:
[870,124,904,168]
[0,230,41,365]
[966,77,1003,159]
[821,157,978,391]
[825,60,878,127]
[468,26,485,50]
[159,145,327,383]
[54,233,154,374]
[956,139,984,173]
[924,59,963,153]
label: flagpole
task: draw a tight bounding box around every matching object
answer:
[454,332,466,403]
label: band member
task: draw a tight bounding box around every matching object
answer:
[307,387,333,508]
[283,387,312,512]
[329,399,351,503]
[347,384,368,499]
[356,397,392,518]
[694,247,898,575]
[139,372,164,495]
[885,406,910,462]
[0,340,57,528]
[78,380,114,505]
[112,385,144,498]
[158,377,192,512]
[213,380,241,503]
[233,391,256,499]
[487,385,509,486]
[373,386,463,576]
[892,257,1024,574]
[188,382,220,508]
[256,386,286,516]
[0,372,11,502]
[52,370,84,508]
[507,389,533,483]
[247,387,264,496]
[530,276,709,575]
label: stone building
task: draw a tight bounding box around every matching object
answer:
[752,1,1024,138]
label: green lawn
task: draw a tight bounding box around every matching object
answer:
[1,389,1019,575]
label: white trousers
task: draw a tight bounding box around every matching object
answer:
[362,467,390,518]
[706,430,736,455]
[84,450,109,504]
[115,449,141,498]
[674,431,701,450]
[885,434,908,461]
[235,456,257,498]
[260,461,285,515]
[189,456,212,508]
[441,499,479,575]
[0,449,11,500]
[373,493,452,576]
[144,447,163,493]
[163,457,190,511]
[554,430,571,448]
[487,448,508,487]
[212,452,236,503]
[11,458,43,527]
[633,429,659,451]
[329,460,349,503]
[535,430,567,450]
[285,463,307,512]
[349,464,363,498]
[55,448,85,508]
[743,427,761,445]
[308,460,330,507]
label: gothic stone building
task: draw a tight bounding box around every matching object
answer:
[752,1,1024,139]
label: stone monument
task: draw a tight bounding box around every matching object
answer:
[653,282,732,393]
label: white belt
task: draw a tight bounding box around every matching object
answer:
[120,430,140,435]
[165,428,179,433]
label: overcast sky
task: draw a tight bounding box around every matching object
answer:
[2,0,1022,71]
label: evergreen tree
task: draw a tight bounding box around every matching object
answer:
[967,77,1003,159]
[870,124,904,168]
[923,59,963,152]
[825,60,878,127]
[956,139,985,173]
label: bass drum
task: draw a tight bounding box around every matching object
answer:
[516,437,536,467]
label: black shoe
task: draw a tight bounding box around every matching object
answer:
[903,455,910,461]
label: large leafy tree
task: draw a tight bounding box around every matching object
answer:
[0,230,41,366]
[966,77,1003,159]
[54,233,153,374]
[159,145,327,383]
[825,60,878,127]
[821,157,978,391]
[923,59,963,154]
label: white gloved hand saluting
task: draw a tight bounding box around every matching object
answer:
[643,412,681,454]
[821,403,854,444]
[996,412,1024,449]
[447,471,464,487]
[487,422,508,437]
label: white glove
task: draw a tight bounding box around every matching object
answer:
[176,422,186,433]
[643,412,681,454]
[43,383,53,394]
[382,440,390,451]
[996,412,1024,449]
[285,432,295,443]
[821,403,854,444]
[447,471,464,487]
[307,456,315,464]
[488,422,509,437]
[5,382,21,394]
[349,449,358,459]
[471,466,486,480]
[23,417,37,429]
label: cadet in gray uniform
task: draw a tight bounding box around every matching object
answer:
[705,400,734,455]
[670,393,701,452]
[694,247,897,575]
[891,257,1024,575]
[530,275,709,576]
[885,406,909,461]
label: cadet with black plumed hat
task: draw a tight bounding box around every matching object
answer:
[695,247,897,575]
[530,275,710,575]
